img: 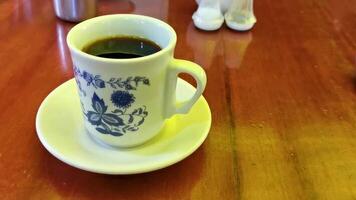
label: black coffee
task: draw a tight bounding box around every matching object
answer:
[82,36,162,59]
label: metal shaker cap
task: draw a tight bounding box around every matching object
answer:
[53,0,97,22]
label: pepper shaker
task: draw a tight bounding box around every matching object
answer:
[224,0,256,31]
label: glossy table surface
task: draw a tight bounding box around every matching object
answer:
[1,0,356,199]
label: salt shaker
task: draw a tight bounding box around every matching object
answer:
[192,0,224,31]
[53,0,97,22]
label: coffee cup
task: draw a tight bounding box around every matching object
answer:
[67,14,207,147]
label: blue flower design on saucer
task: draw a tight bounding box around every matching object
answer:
[74,66,149,137]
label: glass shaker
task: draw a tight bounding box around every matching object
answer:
[225,0,256,31]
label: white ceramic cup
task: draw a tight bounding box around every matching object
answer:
[67,14,207,148]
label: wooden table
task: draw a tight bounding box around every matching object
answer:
[1,0,356,199]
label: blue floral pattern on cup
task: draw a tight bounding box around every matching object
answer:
[73,66,150,90]
[74,66,149,136]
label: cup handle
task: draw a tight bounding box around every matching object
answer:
[164,59,207,118]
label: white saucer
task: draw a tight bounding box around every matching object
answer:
[36,78,211,175]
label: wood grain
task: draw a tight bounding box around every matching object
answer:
[0,0,356,199]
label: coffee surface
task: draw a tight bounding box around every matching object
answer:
[82,36,161,59]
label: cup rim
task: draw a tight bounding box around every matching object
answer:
[66,14,177,63]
